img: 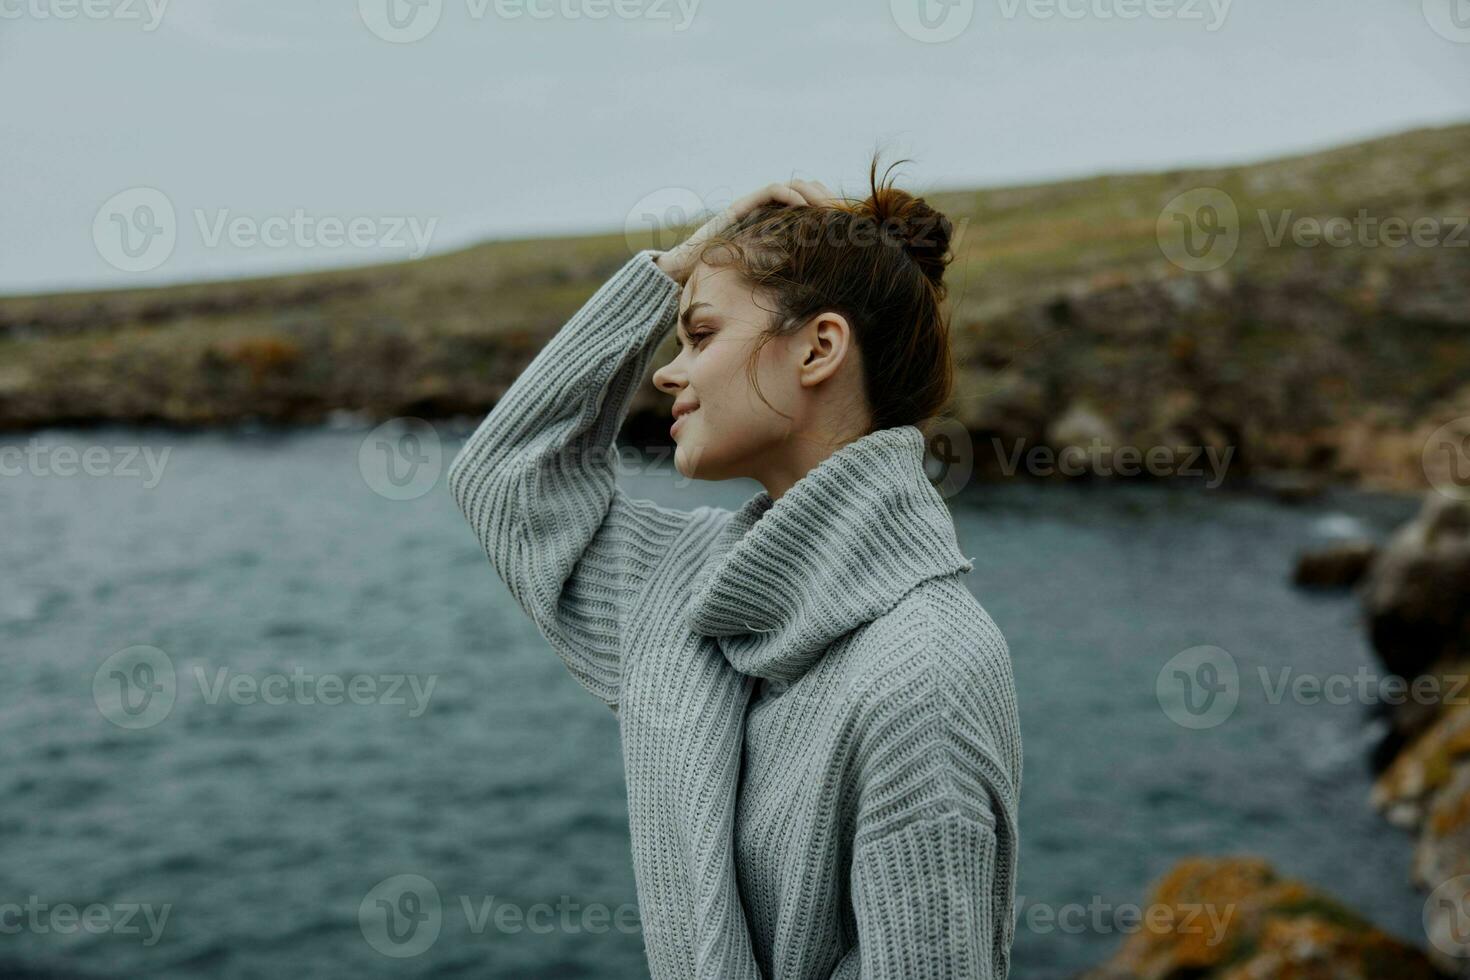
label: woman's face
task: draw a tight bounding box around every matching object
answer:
[652,262,803,483]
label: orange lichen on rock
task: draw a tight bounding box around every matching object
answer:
[1079,856,1440,980]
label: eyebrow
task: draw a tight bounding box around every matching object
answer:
[677,301,713,340]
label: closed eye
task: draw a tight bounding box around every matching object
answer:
[679,324,714,349]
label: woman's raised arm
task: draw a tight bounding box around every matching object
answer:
[447,180,837,712]
[447,249,692,710]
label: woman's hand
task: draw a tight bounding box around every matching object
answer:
[654,179,838,284]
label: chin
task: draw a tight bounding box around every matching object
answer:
[673,442,698,480]
[673,438,726,482]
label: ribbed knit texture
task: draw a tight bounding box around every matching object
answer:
[448,250,1022,979]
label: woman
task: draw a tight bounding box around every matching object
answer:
[448,163,1022,979]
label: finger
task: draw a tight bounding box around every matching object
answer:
[726,182,808,223]
[788,179,835,207]
[763,182,810,208]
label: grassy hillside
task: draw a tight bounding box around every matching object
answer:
[2,122,1467,489]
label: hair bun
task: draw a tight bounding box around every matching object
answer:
[860,163,953,293]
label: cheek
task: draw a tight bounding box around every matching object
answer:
[692,335,796,432]
[681,352,746,461]
[689,350,737,420]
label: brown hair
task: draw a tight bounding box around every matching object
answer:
[693,156,956,434]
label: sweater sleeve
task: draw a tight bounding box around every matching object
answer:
[446,249,689,710]
[840,657,1020,979]
[847,804,1007,979]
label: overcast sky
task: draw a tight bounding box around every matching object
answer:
[2,0,1467,294]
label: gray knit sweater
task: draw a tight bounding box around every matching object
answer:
[447,250,1022,979]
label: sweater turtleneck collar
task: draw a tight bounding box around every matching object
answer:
[684,424,975,687]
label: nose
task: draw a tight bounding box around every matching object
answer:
[653,355,685,396]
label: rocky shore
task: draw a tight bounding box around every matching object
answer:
[3,123,1467,492]
[1078,856,1441,979]
[1083,491,1470,978]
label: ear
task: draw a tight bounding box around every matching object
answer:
[796,311,854,389]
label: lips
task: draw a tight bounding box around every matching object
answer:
[671,404,699,437]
